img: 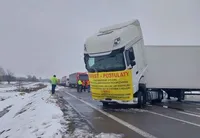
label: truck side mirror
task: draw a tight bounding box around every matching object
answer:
[84,56,87,63]
[129,51,135,60]
[130,60,136,66]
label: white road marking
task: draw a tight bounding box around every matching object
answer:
[145,110,200,127]
[177,111,200,118]
[65,91,157,138]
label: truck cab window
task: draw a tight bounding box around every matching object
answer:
[88,58,95,67]
[84,47,126,72]
[125,47,136,67]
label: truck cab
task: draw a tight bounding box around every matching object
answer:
[84,20,151,107]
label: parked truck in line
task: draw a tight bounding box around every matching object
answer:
[69,72,89,88]
[59,76,69,87]
[83,19,200,108]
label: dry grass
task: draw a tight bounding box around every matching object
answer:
[16,83,47,93]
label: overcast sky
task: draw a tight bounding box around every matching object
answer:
[0,0,200,78]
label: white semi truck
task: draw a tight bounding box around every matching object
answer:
[83,19,200,108]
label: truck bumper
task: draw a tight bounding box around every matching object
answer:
[98,98,138,105]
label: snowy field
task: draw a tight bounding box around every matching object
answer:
[0,83,123,138]
[0,82,40,92]
[0,83,64,138]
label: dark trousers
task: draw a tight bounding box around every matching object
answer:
[52,84,56,94]
[87,85,90,92]
[77,84,82,92]
[82,86,86,92]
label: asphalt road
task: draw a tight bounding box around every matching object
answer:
[57,88,200,138]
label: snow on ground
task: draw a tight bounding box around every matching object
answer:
[0,81,18,85]
[0,83,16,91]
[185,95,200,101]
[0,84,64,138]
[21,82,46,88]
[0,82,48,92]
[0,83,123,138]
[68,129,123,138]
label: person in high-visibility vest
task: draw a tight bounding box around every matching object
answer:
[77,79,82,92]
[50,75,58,95]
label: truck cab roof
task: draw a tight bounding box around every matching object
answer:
[84,19,143,56]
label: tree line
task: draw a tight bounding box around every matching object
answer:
[0,66,39,84]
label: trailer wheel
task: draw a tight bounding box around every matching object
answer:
[137,91,144,108]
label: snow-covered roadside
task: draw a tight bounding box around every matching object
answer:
[0,83,123,138]
[0,82,48,93]
[0,84,64,138]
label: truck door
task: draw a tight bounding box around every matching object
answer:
[134,40,147,86]
[125,46,139,93]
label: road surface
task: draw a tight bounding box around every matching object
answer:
[57,88,200,138]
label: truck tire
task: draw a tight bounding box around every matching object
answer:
[102,102,109,107]
[137,91,144,108]
[138,83,147,107]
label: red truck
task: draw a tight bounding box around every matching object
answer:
[68,72,88,88]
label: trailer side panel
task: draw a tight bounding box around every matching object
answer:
[145,45,200,89]
[69,73,77,86]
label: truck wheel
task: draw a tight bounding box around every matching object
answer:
[102,102,109,107]
[137,91,144,108]
[138,83,147,107]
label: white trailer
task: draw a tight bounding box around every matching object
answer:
[60,76,67,87]
[145,45,200,89]
[83,19,200,107]
[145,45,200,101]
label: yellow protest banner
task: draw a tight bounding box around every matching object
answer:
[88,70,133,101]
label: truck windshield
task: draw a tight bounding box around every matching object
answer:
[79,74,88,80]
[84,47,126,72]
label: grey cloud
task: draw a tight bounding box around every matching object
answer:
[0,0,199,78]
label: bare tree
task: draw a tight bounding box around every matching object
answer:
[5,70,15,84]
[32,75,38,82]
[27,75,32,82]
[26,75,39,82]
[0,66,5,83]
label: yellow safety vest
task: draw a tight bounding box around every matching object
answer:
[78,80,82,85]
[50,77,58,85]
